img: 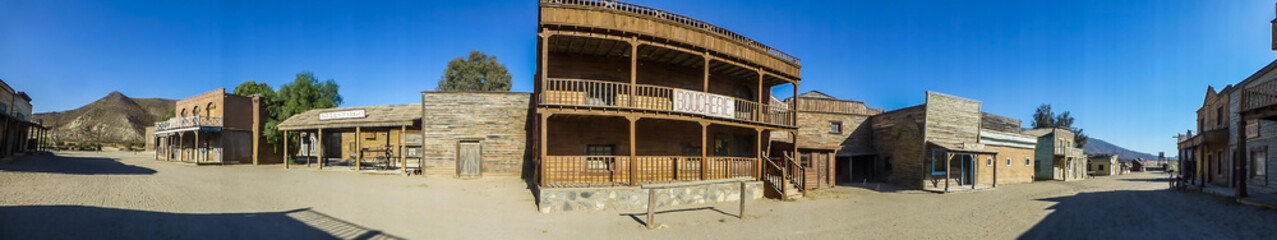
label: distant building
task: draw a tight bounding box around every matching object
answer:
[1088,154,1120,176]
[1024,128,1087,181]
[0,78,49,158]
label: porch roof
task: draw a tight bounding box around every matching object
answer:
[278,104,421,131]
[929,141,999,155]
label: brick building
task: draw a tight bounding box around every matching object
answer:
[534,0,799,211]
[154,88,279,164]
[978,113,1038,185]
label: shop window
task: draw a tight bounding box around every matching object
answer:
[586,145,614,170]
[930,149,947,175]
[1256,151,1267,177]
[830,121,843,134]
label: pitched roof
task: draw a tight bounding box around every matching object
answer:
[797,90,835,99]
[277,104,421,130]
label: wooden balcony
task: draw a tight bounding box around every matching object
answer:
[539,78,795,127]
[154,116,223,132]
[540,155,756,188]
[1243,79,1277,113]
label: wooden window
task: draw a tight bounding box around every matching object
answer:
[1255,151,1267,177]
[930,148,946,175]
[713,134,729,156]
[986,157,992,166]
[1098,164,1104,171]
[1006,157,1012,166]
[830,121,843,134]
[1026,157,1031,166]
[586,145,614,170]
[1217,107,1223,126]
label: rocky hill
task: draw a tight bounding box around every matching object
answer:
[33,92,175,144]
[1084,138,1163,161]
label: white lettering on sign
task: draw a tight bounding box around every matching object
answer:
[672,89,735,119]
[319,109,366,121]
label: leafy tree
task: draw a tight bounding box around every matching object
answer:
[436,50,512,91]
[233,80,282,144]
[1031,104,1089,148]
[157,110,175,121]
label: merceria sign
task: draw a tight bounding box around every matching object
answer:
[319,109,366,121]
[672,89,734,119]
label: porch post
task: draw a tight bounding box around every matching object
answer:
[356,126,362,171]
[629,37,637,108]
[195,130,200,163]
[1237,117,1249,198]
[701,121,709,180]
[401,125,407,174]
[179,132,184,162]
[540,114,549,187]
[945,152,952,192]
[318,128,324,170]
[756,128,763,179]
[628,116,638,186]
[284,130,290,169]
[993,154,999,187]
[703,53,710,91]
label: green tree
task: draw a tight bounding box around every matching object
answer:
[1031,104,1089,148]
[233,80,283,144]
[436,50,512,91]
[157,110,175,121]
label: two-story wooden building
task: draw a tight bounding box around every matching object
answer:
[1177,86,1235,187]
[769,91,882,190]
[1025,127,1087,181]
[534,0,804,211]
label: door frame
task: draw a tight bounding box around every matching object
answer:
[456,139,483,177]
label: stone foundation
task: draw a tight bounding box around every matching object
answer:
[537,181,763,213]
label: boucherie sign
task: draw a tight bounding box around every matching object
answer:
[319,109,366,121]
[672,89,735,119]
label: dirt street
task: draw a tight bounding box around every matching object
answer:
[2,151,1275,239]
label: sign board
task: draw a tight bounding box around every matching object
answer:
[672,89,735,119]
[1248,120,1259,139]
[319,109,366,121]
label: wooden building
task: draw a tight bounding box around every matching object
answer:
[870,91,1003,192]
[154,88,279,164]
[1088,154,1120,176]
[1176,85,1234,187]
[534,0,804,202]
[1025,128,1087,181]
[978,113,1038,185]
[770,91,882,189]
[277,104,422,173]
[0,78,50,158]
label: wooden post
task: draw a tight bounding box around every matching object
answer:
[1237,117,1249,198]
[356,126,362,171]
[401,125,407,174]
[629,116,638,186]
[629,38,637,108]
[539,114,549,187]
[945,152,952,192]
[739,180,747,219]
[757,69,764,121]
[284,130,289,169]
[993,154,998,187]
[646,189,656,229]
[539,32,550,101]
[318,128,324,169]
[755,128,763,179]
[306,132,312,167]
[701,121,709,180]
[195,130,200,163]
[703,53,710,91]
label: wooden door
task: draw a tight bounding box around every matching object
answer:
[457,141,481,177]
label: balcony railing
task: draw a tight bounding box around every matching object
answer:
[541,78,795,127]
[541,0,799,65]
[155,116,223,131]
[541,155,756,188]
[1243,79,1277,112]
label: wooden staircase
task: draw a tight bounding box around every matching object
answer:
[762,153,806,200]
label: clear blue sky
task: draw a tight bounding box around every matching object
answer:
[2,0,1275,156]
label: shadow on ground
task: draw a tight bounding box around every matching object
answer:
[620,206,739,227]
[0,205,403,240]
[0,153,155,175]
[1020,188,1277,239]
[835,182,916,193]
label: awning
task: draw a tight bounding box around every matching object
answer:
[277,104,421,131]
[929,141,999,155]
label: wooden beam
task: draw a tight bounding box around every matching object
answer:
[703,52,710,92]
[945,152,952,192]
[540,113,550,188]
[401,125,407,174]
[755,128,763,180]
[630,37,638,108]
[318,128,324,170]
[629,116,639,186]
[284,130,289,169]
[701,121,710,180]
[356,126,362,171]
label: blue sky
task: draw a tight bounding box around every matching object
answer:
[2,0,1275,156]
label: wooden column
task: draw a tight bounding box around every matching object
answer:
[195,130,200,163]
[539,32,550,102]
[318,128,324,169]
[703,53,710,91]
[945,152,952,192]
[757,69,764,121]
[539,114,549,187]
[401,125,407,174]
[629,38,638,108]
[1237,117,1249,198]
[701,121,709,180]
[628,116,638,186]
[755,128,763,179]
[284,130,290,169]
[356,126,362,171]
[993,154,999,187]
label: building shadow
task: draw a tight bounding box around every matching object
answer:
[1019,189,1276,239]
[0,205,403,240]
[834,182,915,193]
[0,154,155,175]
[619,206,738,227]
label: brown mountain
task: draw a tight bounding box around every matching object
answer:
[34,92,175,144]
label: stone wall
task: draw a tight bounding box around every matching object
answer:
[869,105,926,189]
[421,92,533,176]
[537,181,763,213]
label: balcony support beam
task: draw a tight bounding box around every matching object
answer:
[628,116,639,186]
[629,37,638,108]
[701,121,710,180]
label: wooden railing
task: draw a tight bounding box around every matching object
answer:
[1243,79,1277,111]
[542,155,756,188]
[784,153,807,197]
[155,116,223,131]
[542,78,795,127]
[761,156,788,199]
[541,0,799,65]
[795,98,878,115]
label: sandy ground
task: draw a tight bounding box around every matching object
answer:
[2,151,1276,239]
